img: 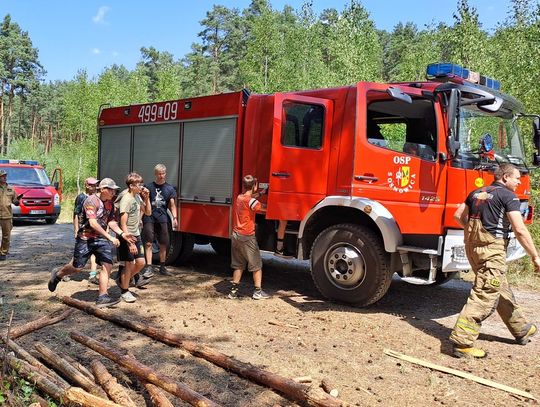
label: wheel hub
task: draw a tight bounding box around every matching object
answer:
[325,245,366,289]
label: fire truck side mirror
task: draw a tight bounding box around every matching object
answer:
[446,89,460,158]
[533,117,540,166]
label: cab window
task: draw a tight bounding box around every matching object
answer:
[366,96,437,161]
[282,102,324,149]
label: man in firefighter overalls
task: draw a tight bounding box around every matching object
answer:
[0,169,21,260]
[450,163,539,358]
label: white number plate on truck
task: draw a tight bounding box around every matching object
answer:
[30,210,46,215]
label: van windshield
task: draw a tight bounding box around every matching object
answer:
[0,166,51,186]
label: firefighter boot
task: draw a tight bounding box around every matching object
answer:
[516,324,537,345]
[453,345,487,359]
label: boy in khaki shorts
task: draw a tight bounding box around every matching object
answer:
[228,175,270,300]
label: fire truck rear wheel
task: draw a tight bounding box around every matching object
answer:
[152,231,194,266]
[210,237,231,258]
[310,223,392,307]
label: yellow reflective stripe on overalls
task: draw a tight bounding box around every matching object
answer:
[456,318,480,334]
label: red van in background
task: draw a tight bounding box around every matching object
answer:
[0,160,62,224]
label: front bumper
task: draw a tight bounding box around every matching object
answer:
[12,205,61,221]
[442,229,526,272]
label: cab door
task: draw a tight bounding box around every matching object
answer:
[354,83,447,236]
[266,94,334,220]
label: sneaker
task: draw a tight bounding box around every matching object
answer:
[158,265,170,276]
[88,275,99,285]
[95,294,120,308]
[516,324,537,345]
[121,291,137,303]
[252,289,270,300]
[452,345,487,359]
[141,265,155,279]
[133,274,151,288]
[227,289,239,299]
[48,268,62,292]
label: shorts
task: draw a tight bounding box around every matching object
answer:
[117,235,145,262]
[73,238,113,269]
[231,232,262,272]
[142,222,169,247]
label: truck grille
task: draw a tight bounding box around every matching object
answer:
[22,198,51,206]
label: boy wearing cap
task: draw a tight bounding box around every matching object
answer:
[0,170,21,260]
[73,177,99,283]
[48,177,134,308]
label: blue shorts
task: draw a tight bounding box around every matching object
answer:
[117,235,145,262]
[73,237,113,269]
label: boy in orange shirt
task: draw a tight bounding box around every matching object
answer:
[228,175,270,300]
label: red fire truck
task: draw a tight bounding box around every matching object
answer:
[97,63,539,306]
[0,160,63,224]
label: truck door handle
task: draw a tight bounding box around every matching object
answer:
[272,172,291,178]
[355,175,378,182]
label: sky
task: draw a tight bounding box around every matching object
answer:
[0,0,514,82]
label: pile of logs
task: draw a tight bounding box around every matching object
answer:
[0,298,352,407]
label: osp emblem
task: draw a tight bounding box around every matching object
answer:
[388,157,416,193]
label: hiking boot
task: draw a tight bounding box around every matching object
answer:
[121,291,137,303]
[158,265,170,276]
[141,265,155,279]
[95,294,120,308]
[452,345,487,359]
[133,274,151,288]
[252,289,270,300]
[516,324,537,345]
[48,268,62,292]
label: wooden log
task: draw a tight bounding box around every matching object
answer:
[34,341,108,398]
[71,331,222,407]
[384,349,537,401]
[64,353,96,383]
[293,376,313,383]
[90,359,137,407]
[63,296,352,407]
[4,309,74,340]
[6,353,123,406]
[2,337,70,389]
[321,378,339,398]
[145,382,175,407]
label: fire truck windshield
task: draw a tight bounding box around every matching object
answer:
[455,106,526,169]
[0,166,51,186]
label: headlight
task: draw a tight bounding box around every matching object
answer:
[54,193,60,205]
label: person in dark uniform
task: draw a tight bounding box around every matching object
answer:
[450,163,539,358]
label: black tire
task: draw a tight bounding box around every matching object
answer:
[45,216,58,225]
[210,237,231,258]
[174,232,195,265]
[310,223,392,307]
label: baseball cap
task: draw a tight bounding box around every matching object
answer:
[98,177,120,190]
[85,177,99,185]
[0,170,6,176]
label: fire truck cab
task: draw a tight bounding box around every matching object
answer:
[0,160,62,224]
[97,63,539,306]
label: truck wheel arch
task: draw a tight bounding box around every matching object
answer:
[298,196,402,259]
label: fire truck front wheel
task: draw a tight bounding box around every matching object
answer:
[310,223,392,307]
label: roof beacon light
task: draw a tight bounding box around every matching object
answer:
[426,63,501,91]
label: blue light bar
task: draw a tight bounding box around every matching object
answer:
[426,62,501,90]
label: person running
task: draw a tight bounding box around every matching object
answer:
[141,164,177,277]
[115,172,151,303]
[228,175,270,300]
[48,178,134,308]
